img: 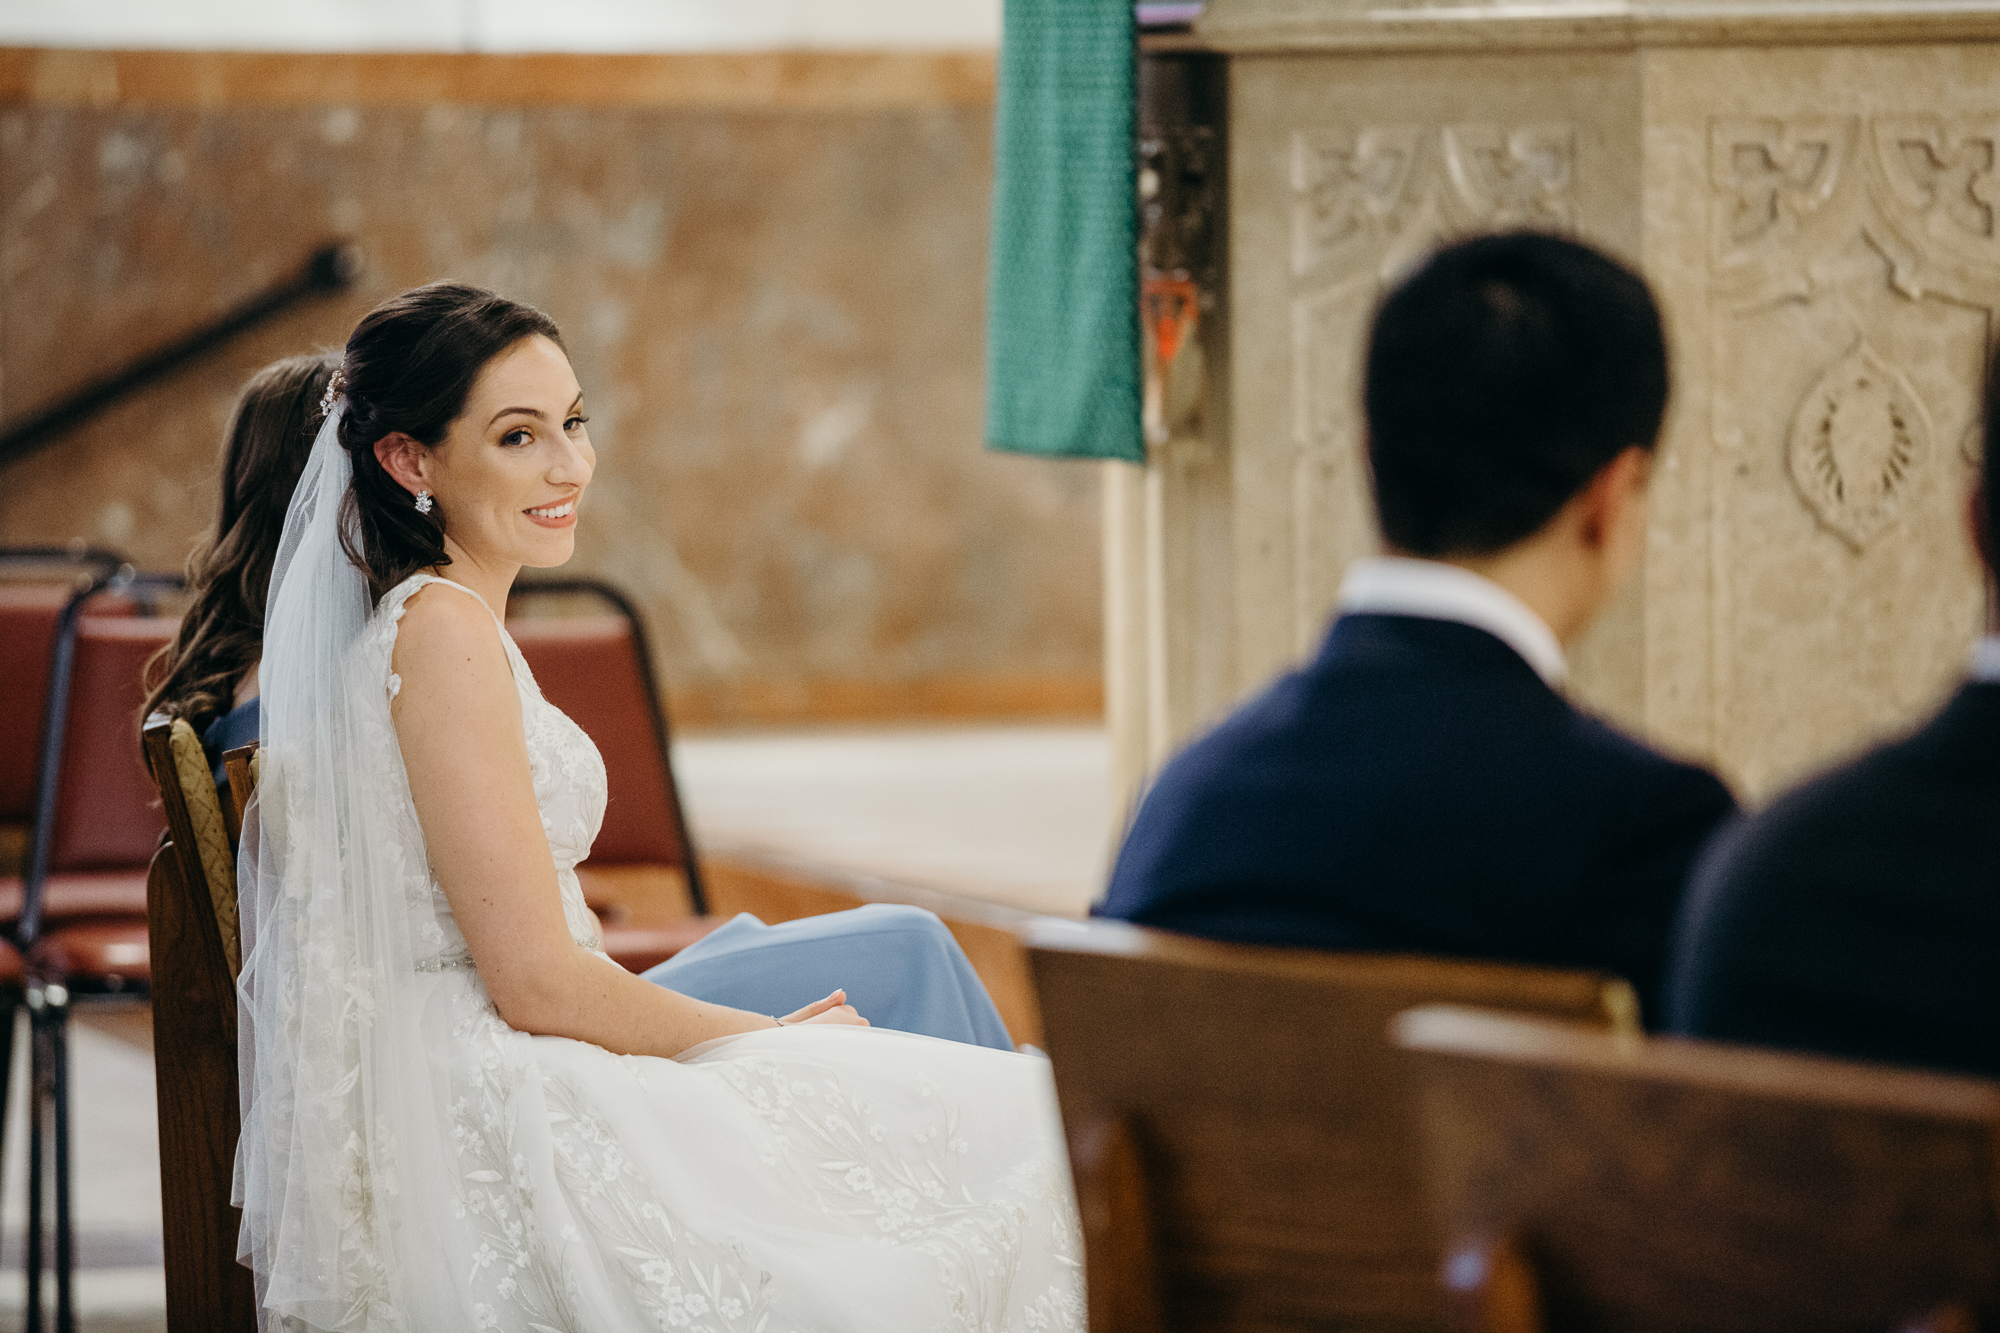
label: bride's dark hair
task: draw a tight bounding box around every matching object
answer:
[336,281,564,599]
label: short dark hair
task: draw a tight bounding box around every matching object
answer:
[336,281,564,599]
[1363,231,1669,557]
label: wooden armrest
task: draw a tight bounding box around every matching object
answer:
[222,743,260,844]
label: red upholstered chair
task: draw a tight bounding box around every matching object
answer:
[6,589,174,1333]
[0,585,81,833]
[506,579,717,971]
[0,551,134,1333]
[7,614,178,933]
[0,557,134,830]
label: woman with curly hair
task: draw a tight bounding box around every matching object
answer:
[142,352,338,784]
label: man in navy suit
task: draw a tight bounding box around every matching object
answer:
[1096,232,1736,1023]
[1666,375,2000,1076]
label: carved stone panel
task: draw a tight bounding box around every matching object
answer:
[1704,100,1991,795]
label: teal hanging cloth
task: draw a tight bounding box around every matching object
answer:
[984,0,1144,462]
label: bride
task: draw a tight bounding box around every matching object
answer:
[236,282,1083,1331]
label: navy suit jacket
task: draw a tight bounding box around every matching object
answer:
[1096,613,1736,1022]
[1667,683,2000,1077]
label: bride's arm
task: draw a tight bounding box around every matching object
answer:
[390,586,847,1056]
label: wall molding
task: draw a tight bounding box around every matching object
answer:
[0,48,997,109]
[668,672,1104,731]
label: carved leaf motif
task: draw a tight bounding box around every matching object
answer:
[1709,117,1851,251]
[1290,127,1421,276]
[1441,125,1575,228]
[1787,342,1933,550]
[1872,117,2000,242]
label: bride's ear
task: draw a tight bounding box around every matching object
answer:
[374,432,430,498]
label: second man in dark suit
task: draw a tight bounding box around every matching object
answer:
[1095,232,1736,1021]
[1665,354,2000,1077]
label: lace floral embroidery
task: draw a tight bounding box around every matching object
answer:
[297,574,1088,1333]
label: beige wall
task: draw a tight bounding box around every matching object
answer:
[0,50,1101,727]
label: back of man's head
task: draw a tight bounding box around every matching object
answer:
[1364,231,1669,558]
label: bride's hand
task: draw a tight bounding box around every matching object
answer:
[778,990,870,1028]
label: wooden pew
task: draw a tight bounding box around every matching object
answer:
[1023,918,1640,1333]
[1394,1004,2000,1333]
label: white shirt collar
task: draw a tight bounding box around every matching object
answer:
[1337,556,1569,688]
[1971,635,2000,683]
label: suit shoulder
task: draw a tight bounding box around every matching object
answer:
[1564,708,1734,811]
[1701,728,1932,878]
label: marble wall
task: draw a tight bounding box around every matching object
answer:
[0,50,1101,727]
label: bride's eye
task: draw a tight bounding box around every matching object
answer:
[501,427,533,448]
[565,414,589,433]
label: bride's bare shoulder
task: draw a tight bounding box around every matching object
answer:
[388,581,508,685]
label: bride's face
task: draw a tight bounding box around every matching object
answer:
[426,334,594,572]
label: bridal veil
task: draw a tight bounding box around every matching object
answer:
[235,404,461,1329]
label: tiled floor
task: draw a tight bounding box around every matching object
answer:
[0,1003,164,1333]
[16,724,1115,1331]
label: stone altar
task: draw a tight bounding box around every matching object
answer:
[1109,0,1997,808]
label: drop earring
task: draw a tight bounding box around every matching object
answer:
[414,489,434,515]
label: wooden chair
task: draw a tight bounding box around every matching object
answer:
[507,578,717,970]
[141,716,255,1333]
[1022,918,1640,1333]
[1392,1004,2000,1333]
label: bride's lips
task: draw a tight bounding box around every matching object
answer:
[524,499,579,530]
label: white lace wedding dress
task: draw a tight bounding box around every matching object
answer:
[237,562,1083,1331]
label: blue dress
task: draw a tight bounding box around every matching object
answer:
[643,904,1016,1051]
[202,694,1010,1049]
[202,695,262,792]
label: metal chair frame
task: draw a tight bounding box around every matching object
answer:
[7,562,181,1333]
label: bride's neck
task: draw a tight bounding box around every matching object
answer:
[430,539,518,614]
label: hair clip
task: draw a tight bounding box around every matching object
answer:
[320,368,347,418]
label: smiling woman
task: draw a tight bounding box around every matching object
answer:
[370,328,595,609]
[232,281,1080,1331]
[330,283,573,599]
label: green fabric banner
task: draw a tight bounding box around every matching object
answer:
[984,0,1143,463]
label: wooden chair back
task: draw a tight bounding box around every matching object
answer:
[1023,919,1640,1333]
[1393,1004,2000,1333]
[140,715,255,1332]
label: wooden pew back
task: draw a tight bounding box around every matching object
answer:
[1394,1004,2000,1333]
[1024,920,1639,1333]
[141,717,256,1332]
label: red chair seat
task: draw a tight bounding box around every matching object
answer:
[0,870,151,922]
[33,919,149,986]
[600,919,720,974]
